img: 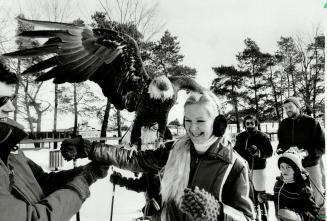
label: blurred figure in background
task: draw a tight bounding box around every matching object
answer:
[234,115,273,221]
[277,97,325,216]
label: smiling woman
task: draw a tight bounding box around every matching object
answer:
[60,90,255,221]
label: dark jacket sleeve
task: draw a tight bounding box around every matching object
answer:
[89,141,174,172]
[259,133,273,159]
[297,184,320,221]
[221,161,255,221]
[0,186,83,221]
[118,174,147,192]
[27,158,82,195]
[277,121,289,153]
[233,134,245,158]
[0,159,86,221]
[310,120,325,158]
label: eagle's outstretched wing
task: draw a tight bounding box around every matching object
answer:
[4,18,150,111]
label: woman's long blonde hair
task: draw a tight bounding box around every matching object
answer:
[160,91,222,218]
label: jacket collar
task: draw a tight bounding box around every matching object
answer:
[202,136,233,164]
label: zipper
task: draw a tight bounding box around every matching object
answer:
[7,164,33,204]
[8,166,14,192]
[190,156,201,187]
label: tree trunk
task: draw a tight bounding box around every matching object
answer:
[116,110,122,138]
[251,62,259,118]
[24,80,34,132]
[269,66,281,121]
[53,84,58,148]
[289,57,297,96]
[234,99,240,133]
[73,83,78,135]
[100,99,111,143]
[14,59,21,121]
[312,48,318,117]
[36,111,42,133]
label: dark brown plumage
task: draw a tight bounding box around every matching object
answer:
[4,18,205,146]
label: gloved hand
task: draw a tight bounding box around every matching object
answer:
[110,171,123,186]
[180,186,221,221]
[66,161,110,201]
[278,208,302,221]
[60,136,93,161]
[257,192,268,204]
[81,161,110,186]
[247,145,260,156]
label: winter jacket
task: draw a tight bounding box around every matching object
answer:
[271,176,320,221]
[277,114,325,167]
[0,149,90,221]
[89,136,255,221]
[234,129,273,170]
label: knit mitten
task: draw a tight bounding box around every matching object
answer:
[180,186,221,221]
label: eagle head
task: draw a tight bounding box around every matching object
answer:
[148,75,174,100]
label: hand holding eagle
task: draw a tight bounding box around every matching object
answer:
[4,18,206,148]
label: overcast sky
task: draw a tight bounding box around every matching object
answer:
[1,0,326,129]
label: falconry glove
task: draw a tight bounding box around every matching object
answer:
[60,136,93,161]
[66,161,110,200]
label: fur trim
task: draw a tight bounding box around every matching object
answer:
[148,76,174,100]
[161,136,191,206]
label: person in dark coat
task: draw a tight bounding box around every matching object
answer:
[0,61,109,221]
[277,97,325,214]
[258,149,320,221]
[234,115,273,221]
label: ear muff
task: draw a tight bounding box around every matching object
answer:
[213,115,227,137]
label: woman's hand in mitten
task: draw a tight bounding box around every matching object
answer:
[180,186,221,221]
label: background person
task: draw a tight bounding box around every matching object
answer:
[258,149,320,221]
[277,97,325,215]
[234,115,273,221]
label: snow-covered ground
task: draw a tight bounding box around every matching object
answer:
[23,141,326,221]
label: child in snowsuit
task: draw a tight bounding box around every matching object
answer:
[259,148,320,221]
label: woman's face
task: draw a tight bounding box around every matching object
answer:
[280,162,295,179]
[184,103,214,144]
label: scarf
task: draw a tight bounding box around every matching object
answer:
[282,174,295,183]
[193,135,218,154]
[160,135,219,220]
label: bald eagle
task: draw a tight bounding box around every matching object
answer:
[4,18,205,147]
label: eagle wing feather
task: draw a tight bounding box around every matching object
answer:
[3,17,150,112]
